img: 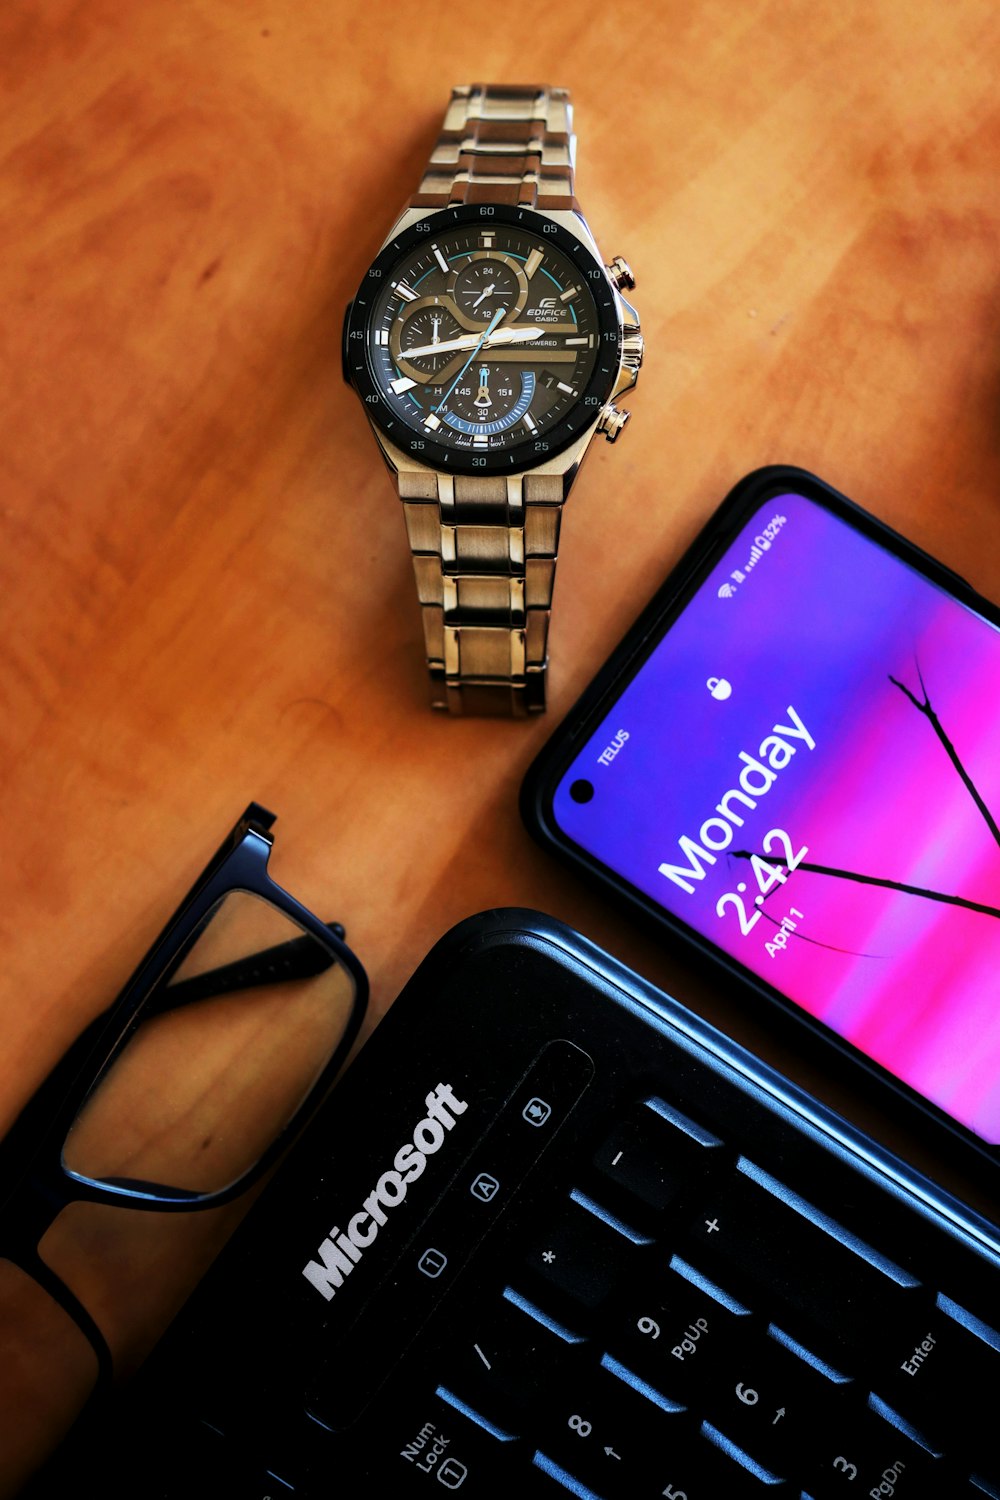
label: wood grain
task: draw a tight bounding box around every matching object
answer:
[3,0,1000,1486]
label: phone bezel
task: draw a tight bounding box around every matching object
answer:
[521,463,1000,1176]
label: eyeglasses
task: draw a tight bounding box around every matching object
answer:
[0,803,368,1392]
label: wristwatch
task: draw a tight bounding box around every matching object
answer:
[342,84,643,715]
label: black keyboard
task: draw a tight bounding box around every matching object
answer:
[38,911,1000,1498]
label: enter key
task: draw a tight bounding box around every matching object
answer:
[874,1293,1000,1483]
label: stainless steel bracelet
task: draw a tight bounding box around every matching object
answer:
[412,83,577,215]
[400,85,577,717]
[399,465,563,716]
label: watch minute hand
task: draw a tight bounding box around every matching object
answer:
[404,325,545,360]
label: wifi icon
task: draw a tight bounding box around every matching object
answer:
[717,583,736,599]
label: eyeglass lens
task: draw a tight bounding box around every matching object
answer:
[60,892,357,1198]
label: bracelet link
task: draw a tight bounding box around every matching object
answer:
[413,82,577,213]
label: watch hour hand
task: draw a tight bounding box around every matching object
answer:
[483,324,545,350]
[434,307,506,413]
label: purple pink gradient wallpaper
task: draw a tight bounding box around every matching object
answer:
[554,492,1000,1140]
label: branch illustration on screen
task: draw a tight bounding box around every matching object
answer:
[733,663,1000,937]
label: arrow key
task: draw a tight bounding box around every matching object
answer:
[697,1319,856,1477]
[534,1352,688,1499]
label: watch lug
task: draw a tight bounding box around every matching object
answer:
[613,364,639,399]
[528,420,602,491]
[365,422,409,480]
[534,205,603,258]
[619,293,640,330]
[380,202,605,261]
[366,419,604,498]
[372,203,449,252]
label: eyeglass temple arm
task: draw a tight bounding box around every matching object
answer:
[0,921,349,1180]
[18,1245,114,1388]
[142,920,347,1018]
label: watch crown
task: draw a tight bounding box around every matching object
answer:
[606,255,635,291]
[622,329,645,373]
[597,402,631,443]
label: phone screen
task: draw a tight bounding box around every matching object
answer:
[552,489,1000,1141]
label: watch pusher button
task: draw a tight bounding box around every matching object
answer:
[597,402,631,442]
[606,255,635,291]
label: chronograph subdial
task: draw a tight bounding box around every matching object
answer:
[441,364,536,435]
[449,253,528,325]
[389,299,465,382]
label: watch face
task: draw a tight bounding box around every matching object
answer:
[344,206,622,475]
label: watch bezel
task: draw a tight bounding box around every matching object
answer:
[344,204,622,476]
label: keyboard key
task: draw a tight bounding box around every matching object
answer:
[606,1256,753,1407]
[873,1294,1000,1483]
[529,1355,688,1499]
[525,1190,653,1308]
[681,1158,922,1367]
[800,1392,947,1498]
[694,1320,857,1478]
[380,1388,530,1494]
[593,1096,723,1214]
[429,1286,588,1433]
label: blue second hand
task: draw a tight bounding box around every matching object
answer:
[434,306,506,414]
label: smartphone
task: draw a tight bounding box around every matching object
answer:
[522,465,1000,1174]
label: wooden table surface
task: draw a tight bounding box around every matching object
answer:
[3,0,1000,1488]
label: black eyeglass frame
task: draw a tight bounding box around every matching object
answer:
[0,802,369,1378]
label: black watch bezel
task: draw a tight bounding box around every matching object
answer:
[343,204,622,476]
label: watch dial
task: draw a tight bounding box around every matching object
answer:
[346,207,621,474]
